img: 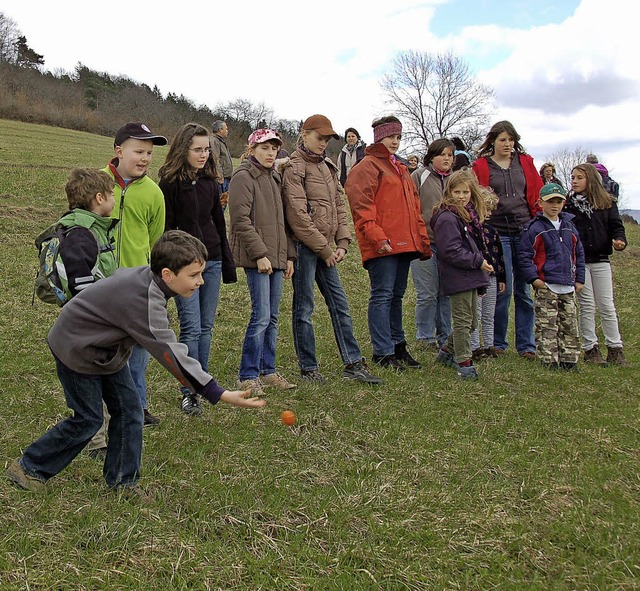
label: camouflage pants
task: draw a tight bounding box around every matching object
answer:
[534,287,580,364]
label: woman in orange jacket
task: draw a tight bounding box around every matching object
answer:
[345,115,431,370]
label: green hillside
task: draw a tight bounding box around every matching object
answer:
[1,119,639,590]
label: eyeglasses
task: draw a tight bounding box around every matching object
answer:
[189,147,211,155]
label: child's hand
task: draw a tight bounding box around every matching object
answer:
[575,282,584,292]
[335,248,346,263]
[257,257,273,274]
[498,282,506,293]
[480,260,494,273]
[284,260,294,279]
[219,389,267,408]
[533,279,546,289]
[612,239,626,251]
[377,240,393,255]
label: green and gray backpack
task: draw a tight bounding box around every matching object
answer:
[33,222,76,306]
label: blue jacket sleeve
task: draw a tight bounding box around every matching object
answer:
[518,223,539,285]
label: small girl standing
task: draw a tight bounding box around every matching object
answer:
[470,187,506,360]
[229,129,297,393]
[159,122,236,416]
[431,170,493,379]
[564,163,628,365]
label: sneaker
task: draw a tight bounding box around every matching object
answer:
[86,447,108,460]
[456,363,479,380]
[181,393,203,416]
[520,351,536,360]
[486,346,499,358]
[5,459,45,492]
[584,345,607,365]
[300,369,327,384]
[541,361,560,370]
[394,341,421,368]
[372,354,405,371]
[261,372,297,390]
[143,409,160,426]
[472,348,489,362]
[493,347,507,356]
[343,360,384,384]
[606,346,629,367]
[559,362,580,372]
[435,348,456,368]
[237,378,265,395]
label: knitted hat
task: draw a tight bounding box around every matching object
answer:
[539,183,566,201]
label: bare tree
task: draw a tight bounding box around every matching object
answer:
[0,12,20,63]
[218,98,275,129]
[544,146,591,191]
[381,50,495,153]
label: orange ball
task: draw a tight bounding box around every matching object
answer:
[280,410,296,426]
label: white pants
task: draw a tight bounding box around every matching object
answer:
[470,276,497,350]
[577,262,623,350]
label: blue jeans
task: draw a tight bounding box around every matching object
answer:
[364,254,413,356]
[240,268,284,380]
[495,235,535,353]
[410,246,451,345]
[175,259,222,395]
[292,243,361,371]
[128,343,151,409]
[20,353,143,488]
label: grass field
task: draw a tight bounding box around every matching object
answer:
[1,118,639,590]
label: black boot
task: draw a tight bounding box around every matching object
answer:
[394,341,421,368]
[372,354,405,371]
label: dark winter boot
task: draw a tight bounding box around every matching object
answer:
[394,341,421,368]
[606,346,629,367]
[583,345,607,365]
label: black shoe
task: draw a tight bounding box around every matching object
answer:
[343,360,384,384]
[559,362,580,372]
[541,361,560,370]
[394,341,421,368]
[86,447,108,460]
[372,354,405,371]
[300,369,328,384]
[143,409,160,426]
[181,393,203,416]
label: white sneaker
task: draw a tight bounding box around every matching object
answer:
[261,372,297,390]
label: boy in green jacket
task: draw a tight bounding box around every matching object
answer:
[104,122,167,425]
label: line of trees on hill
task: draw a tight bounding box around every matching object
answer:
[0,12,305,157]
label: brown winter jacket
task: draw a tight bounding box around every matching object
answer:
[281,148,352,261]
[229,159,295,270]
[344,143,431,265]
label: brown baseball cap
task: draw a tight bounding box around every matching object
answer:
[302,114,339,139]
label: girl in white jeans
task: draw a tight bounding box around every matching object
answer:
[564,163,628,366]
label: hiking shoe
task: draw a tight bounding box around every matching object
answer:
[261,372,297,390]
[606,346,629,367]
[559,362,580,372]
[372,354,405,371]
[343,360,384,384]
[472,348,490,361]
[394,341,421,368]
[435,348,456,368]
[584,345,607,365]
[143,409,160,426]
[86,447,108,460]
[493,347,507,356]
[456,363,479,380]
[237,378,265,395]
[181,393,203,416]
[300,369,328,384]
[5,459,45,492]
[520,351,536,361]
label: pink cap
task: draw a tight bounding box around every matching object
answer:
[248,129,282,146]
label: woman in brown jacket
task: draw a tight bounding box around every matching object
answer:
[229,129,297,394]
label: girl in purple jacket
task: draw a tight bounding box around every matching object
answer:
[431,170,493,379]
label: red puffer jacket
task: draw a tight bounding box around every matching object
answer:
[344,143,431,265]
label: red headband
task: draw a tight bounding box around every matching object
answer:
[374,122,402,143]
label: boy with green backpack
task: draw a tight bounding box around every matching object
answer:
[34,167,118,457]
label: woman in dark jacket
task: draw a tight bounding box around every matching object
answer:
[159,122,236,415]
[337,127,366,187]
[564,163,628,366]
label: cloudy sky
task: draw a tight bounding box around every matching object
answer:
[3,0,639,207]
